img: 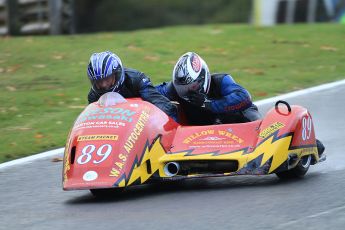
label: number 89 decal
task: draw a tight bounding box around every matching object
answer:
[302,116,312,141]
[77,144,112,165]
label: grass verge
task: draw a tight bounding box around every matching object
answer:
[0,23,344,163]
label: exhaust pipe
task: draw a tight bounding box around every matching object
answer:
[164,162,180,177]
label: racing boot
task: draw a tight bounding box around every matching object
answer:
[316,139,326,162]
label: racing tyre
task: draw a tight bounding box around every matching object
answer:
[316,139,325,157]
[276,155,312,180]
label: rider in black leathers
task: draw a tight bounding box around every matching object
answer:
[87,51,177,121]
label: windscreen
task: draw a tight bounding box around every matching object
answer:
[97,92,127,107]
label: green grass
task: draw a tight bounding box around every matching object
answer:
[0,23,344,163]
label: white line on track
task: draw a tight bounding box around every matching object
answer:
[0,148,65,170]
[255,78,345,106]
[277,204,345,228]
[1,78,345,170]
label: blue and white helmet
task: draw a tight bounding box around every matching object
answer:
[87,51,125,94]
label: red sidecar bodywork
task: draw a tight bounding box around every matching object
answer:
[63,93,323,191]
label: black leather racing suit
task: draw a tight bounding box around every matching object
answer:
[88,68,177,121]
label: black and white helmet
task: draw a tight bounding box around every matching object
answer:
[172,52,211,101]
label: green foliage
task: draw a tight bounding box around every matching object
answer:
[75,0,252,32]
[0,23,344,163]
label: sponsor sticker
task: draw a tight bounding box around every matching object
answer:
[83,171,98,181]
[183,129,244,144]
[199,136,226,141]
[124,109,150,154]
[76,107,136,124]
[77,135,118,141]
[259,122,285,139]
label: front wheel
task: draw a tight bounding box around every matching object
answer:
[276,155,311,179]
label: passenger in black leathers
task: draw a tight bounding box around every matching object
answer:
[86,51,177,121]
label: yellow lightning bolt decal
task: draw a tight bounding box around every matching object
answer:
[123,133,316,186]
[126,137,167,186]
[246,135,292,173]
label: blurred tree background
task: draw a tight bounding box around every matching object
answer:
[74,0,252,33]
[2,0,343,35]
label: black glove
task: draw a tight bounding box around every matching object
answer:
[203,100,212,111]
[188,90,206,107]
